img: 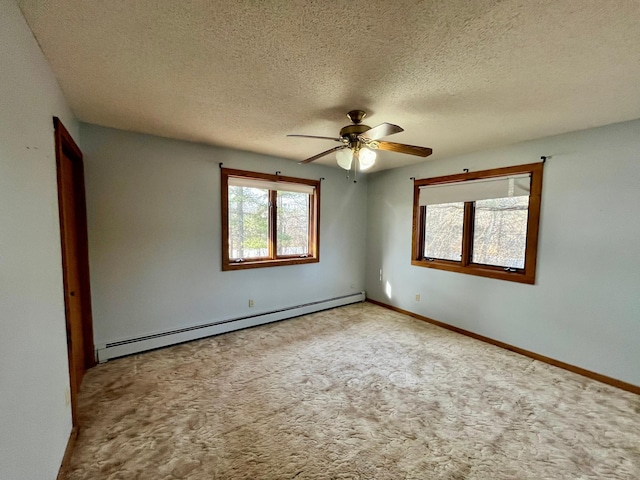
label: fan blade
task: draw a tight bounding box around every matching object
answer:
[288,134,343,142]
[299,145,347,164]
[374,141,433,157]
[360,122,404,140]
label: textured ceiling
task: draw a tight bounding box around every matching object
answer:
[17,0,640,171]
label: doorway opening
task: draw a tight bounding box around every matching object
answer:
[54,117,95,426]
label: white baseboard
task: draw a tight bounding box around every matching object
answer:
[96,292,365,362]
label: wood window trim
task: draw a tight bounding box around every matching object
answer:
[221,168,320,271]
[411,162,543,284]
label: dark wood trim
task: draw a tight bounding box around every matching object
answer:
[222,256,320,270]
[411,258,535,284]
[220,167,321,271]
[220,169,230,270]
[310,184,320,260]
[523,162,543,281]
[366,298,640,396]
[56,426,78,480]
[54,118,95,430]
[414,162,542,187]
[268,189,277,259]
[411,184,422,262]
[72,152,96,369]
[461,202,474,267]
[53,117,82,158]
[221,167,320,187]
[55,119,79,427]
[412,162,543,284]
[54,118,95,368]
[416,206,426,259]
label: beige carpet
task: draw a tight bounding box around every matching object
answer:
[69,302,640,479]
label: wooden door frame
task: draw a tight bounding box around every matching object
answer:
[54,117,96,426]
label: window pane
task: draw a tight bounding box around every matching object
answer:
[424,202,464,261]
[472,196,529,268]
[228,186,269,259]
[277,191,309,256]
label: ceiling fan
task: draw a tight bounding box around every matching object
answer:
[287,110,433,171]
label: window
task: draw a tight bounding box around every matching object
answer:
[221,168,320,270]
[412,163,543,284]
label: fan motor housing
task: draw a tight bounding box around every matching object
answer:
[340,124,371,138]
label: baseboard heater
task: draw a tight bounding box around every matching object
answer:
[96,291,365,363]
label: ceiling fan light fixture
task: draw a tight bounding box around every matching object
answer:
[290,110,432,168]
[357,147,376,170]
[336,148,353,170]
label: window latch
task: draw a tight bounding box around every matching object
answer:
[503,267,517,272]
[425,257,435,262]
[299,254,308,258]
[234,258,244,263]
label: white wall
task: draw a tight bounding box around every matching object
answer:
[80,124,368,348]
[0,1,78,478]
[366,119,640,386]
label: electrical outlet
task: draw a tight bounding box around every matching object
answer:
[249,299,254,308]
[350,283,355,289]
[415,294,420,301]
[64,387,71,406]
[379,269,382,282]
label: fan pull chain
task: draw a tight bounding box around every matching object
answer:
[352,156,358,183]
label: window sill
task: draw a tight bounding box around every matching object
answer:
[411,259,535,284]
[223,256,319,271]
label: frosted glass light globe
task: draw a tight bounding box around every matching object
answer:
[358,148,376,170]
[336,148,353,170]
